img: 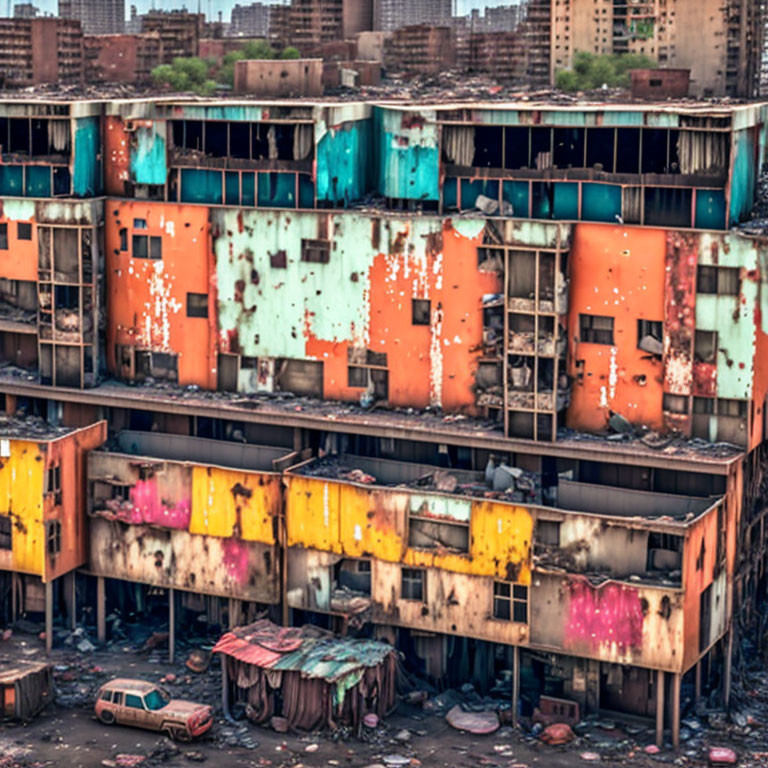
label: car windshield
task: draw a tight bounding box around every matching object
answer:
[143,688,170,711]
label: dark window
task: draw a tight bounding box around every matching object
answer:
[301,238,330,264]
[133,235,162,260]
[412,298,431,325]
[637,319,663,345]
[269,250,287,269]
[99,689,113,702]
[697,265,739,295]
[663,393,688,414]
[119,228,128,251]
[348,366,368,388]
[46,520,61,555]
[693,397,715,414]
[493,582,528,623]
[537,519,561,546]
[718,398,748,418]
[648,532,682,552]
[0,515,11,550]
[0,223,7,250]
[125,694,144,709]
[187,293,208,318]
[694,330,717,363]
[46,465,61,504]
[133,218,147,229]
[580,314,614,345]
[17,222,31,241]
[401,568,425,601]
[113,692,123,706]
[699,584,712,652]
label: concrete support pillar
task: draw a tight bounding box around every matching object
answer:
[169,588,175,664]
[695,659,702,700]
[671,672,681,750]
[655,669,665,747]
[724,625,734,710]
[67,572,77,630]
[96,576,106,644]
[44,579,53,656]
[512,645,520,728]
[11,572,18,622]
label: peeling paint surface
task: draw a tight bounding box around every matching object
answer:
[131,122,167,186]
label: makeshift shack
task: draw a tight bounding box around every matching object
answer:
[0,660,53,720]
[213,620,398,731]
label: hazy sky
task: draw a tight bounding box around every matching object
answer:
[26,0,520,22]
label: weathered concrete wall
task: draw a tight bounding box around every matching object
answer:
[234,58,324,97]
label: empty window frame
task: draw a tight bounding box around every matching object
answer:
[637,319,663,346]
[580,314,614,345]
[408,507,469,552]
[697,265,739,295]
[412,298,431,325]
[718,398,748,418]
[17,222,31,241]
[186,293,208,318]
[401,568,425,601]
[536,519,561,546]
[493,581,528,623]
[46,464,61,501]
[0,223,7,250]
[301,239,330,264]
[0,515,10,550]
[132,234,162,260]
[663,393,688,414]
[694,330,717,363]
[46,519,61,555]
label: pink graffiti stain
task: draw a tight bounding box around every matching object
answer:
[564,580,644,654]
[222,538,249,583]
[125,479,191,529]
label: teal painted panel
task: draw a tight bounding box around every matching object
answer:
[225,172,240,205]
[553,182,579,219]
[476,110,520,126]
[24,165,51,197]
[728,130,756,225]
[582,183,621,223]
[316,120,370,205]
[299,174,315,209]
[242,172,255,207]
[73,117,100,197]
[695,189,726,230]
[0,165,23,196]
[542,111,587,127]
[502,181,529,217]
[601,111,645,127]
[460,178,499,210]
[130,123,166,186]
[258,172,296,208]
[645,113,680,127]
[181,168,222,204]
[176,105,262,122]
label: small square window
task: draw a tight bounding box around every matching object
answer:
[537,519,561,546]
[637,319,662,345]
[694,330,717,363]
[493,581,528,623]
[150,236,162,260]
[301,238,330,264]
[133,218,147,229]
[0,223,8,250]
[717,398,747,418]
[17,222,32,241]
[412,298,431,325]
[187,293,208,318]
[119,228,128,251]
[580,314,614,345]
[270,250,287,268]
[697,265,739,295]
[46,519,61,555]
[348,366,368,388]
[663,393,688,414]
[0,515,11,550]
[132,234,148,259]
[693,396,715,414]
[401,568,425,601]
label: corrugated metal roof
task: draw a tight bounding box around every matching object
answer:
[213,620,394,682]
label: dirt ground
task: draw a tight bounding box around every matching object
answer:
[0,629,764,768]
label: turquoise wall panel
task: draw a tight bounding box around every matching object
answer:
[73,117,100,197]
[582,183,621,223]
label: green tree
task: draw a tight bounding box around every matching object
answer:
[555,51,657,92]
[152,57,217,95]
[279,46,301,60]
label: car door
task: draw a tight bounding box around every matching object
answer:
[142,691,165,731]
[123,693,146,727]
[111,691,127,724]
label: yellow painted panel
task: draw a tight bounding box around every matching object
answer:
[0,441,45,577]
[338,486,406,559]
[286,476,341,553]
[190,466,278,544]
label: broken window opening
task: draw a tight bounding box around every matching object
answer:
[408,506,469,553]
[472,126,503,168]
[615,128,640,174]
[693,397,715,414]
[641,129,670,174]
[504,126,530,169]
[401,568,425,601]
[717,398,748,418]
[0,515,11,550]
[553,127,585,169]
[334,559,371,596]
[579,314,614,345]
[0,223,8,250]
[301,238,330,264]
[46,519,61,555]
[493,581,528,623]
[699,584,712,652]
[537,519,561,547]
[133,218,147,230]
[204,121,227,156]
[586,127,615,172]
[132,234,162,260]
[647,532,683,572]
[637,319,663,354]
[412,298,431,325]
[663,393,688,414]
[697,265,739,296]
[694,330,717,363]
[17,222,31,241]
[55,285,79,310]
[186,293,208,319]
[644,187,692,228]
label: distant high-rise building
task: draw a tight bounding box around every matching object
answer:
[59,0,124,35]
[374,0,451,32]
[230,2,272,38]
[13,2,39,18]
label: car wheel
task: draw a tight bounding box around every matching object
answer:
[169,726,191,742]
[99,710,115,725]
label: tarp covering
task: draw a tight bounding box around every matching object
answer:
[213,620,398,731]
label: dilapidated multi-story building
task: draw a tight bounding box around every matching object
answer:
[0,94,765,749]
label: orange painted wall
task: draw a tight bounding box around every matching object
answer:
[0,214,38,283]
[106,201,216,389]
[306,220,500,412]
[44,421,107,581]
[103,116,131,197]
[750,322,768,450]
[566,223,668,433]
